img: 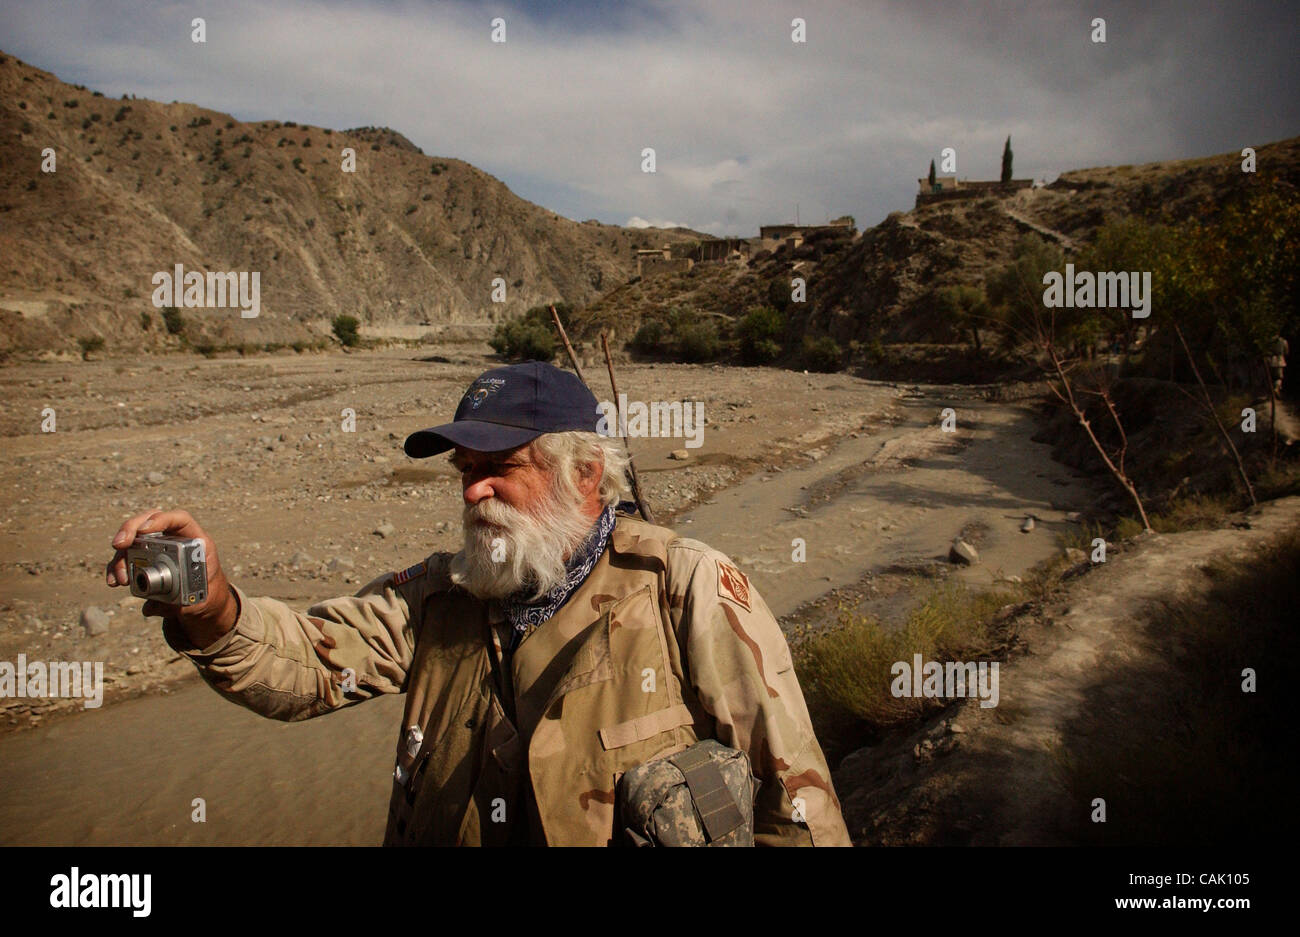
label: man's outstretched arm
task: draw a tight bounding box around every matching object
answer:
[108,508,436,721]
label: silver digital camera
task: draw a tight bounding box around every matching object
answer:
[126,532,209,606]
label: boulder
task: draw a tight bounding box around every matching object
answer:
[948,538,979,565]
[80,606,110,637]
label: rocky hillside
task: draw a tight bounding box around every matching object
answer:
[570,136,1299,368]
[806,136,1300,347]
[0,51,701,358]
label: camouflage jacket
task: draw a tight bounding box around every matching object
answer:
[163,514,851,846]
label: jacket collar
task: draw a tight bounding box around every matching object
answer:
[609,514,672,564]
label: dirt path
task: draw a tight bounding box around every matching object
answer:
[836,494,1300,845]
[1000,205,1077,252]
[0,349,1096,844]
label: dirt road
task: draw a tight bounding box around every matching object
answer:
[0,346,1094,844]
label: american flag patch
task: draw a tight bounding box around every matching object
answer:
[393,562,426,586]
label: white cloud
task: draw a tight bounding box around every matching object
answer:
[1,0,1295,235]
[625,216,691,230]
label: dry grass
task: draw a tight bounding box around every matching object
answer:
[793,582,1019,739]
[1114,491,1238,539]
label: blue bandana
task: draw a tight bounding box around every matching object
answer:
[503,503,617,650]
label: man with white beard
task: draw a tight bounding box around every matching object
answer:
[106,361,850,846]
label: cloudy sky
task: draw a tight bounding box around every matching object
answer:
[2,0,1296,235]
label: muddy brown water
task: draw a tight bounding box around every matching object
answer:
[0,387,1093,845]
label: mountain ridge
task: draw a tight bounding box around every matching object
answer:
[0,51,701,358]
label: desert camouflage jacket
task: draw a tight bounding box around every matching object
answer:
[163,513,851,846]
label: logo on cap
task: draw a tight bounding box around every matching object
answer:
[465,377,506,410]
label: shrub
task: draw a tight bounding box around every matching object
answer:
[676,321,720,362]
[738,305,784,364]
[332,314,361,347]
[631,319,667,355]
[490,317,556,362]
[77,336,105,359]
[161,307,184,335]
[794,583,1016,734]
[800,335,843,372]
[139,311,152,331]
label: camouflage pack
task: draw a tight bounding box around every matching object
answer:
[616,739,756,847]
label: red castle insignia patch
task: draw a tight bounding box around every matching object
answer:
[716,560,751,611]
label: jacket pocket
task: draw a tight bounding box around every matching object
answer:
[599,702,696,750]
[401,678,493,845]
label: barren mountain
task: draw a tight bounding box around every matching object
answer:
[0,51,701,359]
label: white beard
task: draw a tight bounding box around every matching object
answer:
[449,484,597,602]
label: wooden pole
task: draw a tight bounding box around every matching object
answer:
[546,306,655,523]
[549,305,587,384]
[602,331,655,524]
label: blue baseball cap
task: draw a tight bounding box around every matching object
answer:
[404,360,601,458]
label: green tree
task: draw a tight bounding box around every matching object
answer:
[985,234,1064,349]
[332,314,360,347]
[928,159,936,188]
[737,305,784,364]
[489,310,557,361]
[631,319,667,355]
[1000,136,1013,184]
[936,285,993,355]
[676,320,720,362]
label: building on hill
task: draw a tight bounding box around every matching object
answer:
[758,218,856,241]
[693,237,752,263]
[755,218,856,251]
[631,216,856,280]
[916,175,1032,207]
[636,247,694,279]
